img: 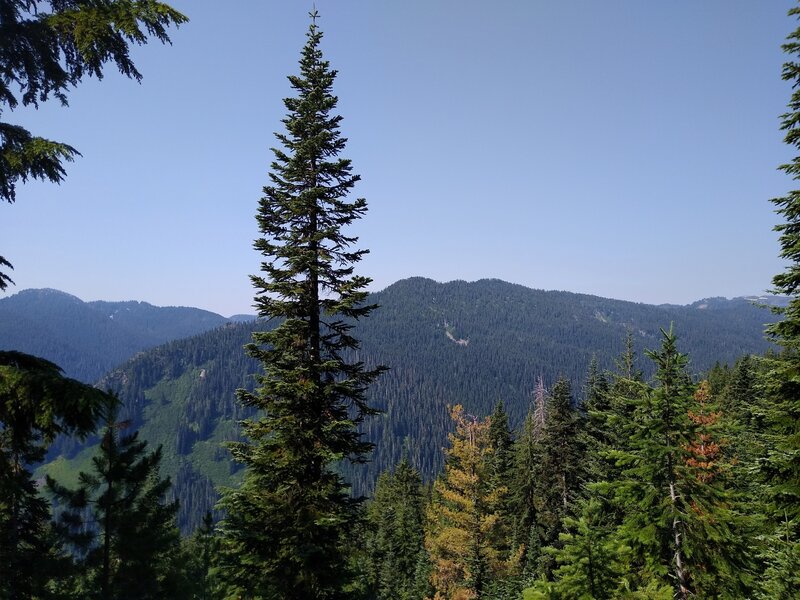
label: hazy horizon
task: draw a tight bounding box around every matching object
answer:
[2,1,794,316]
[2,276,781,319]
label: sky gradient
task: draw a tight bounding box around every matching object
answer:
[1,1,796,316]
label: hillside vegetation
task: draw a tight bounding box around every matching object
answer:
[34,277,778,532]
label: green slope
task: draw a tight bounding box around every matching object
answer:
[44,278,780,532]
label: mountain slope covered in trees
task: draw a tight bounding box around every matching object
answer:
[0,288,243,382]
[38,277,780,532]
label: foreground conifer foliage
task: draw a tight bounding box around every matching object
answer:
[216,12,384,600]
[48,404,182,599]
[759,4,800,595]
[0,0,188,289]
[359,333,773,599]
[0,351,112,599]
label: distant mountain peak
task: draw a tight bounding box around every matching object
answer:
[0,288,231,382]
[7,287,84,303]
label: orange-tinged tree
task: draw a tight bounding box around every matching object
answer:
[682,380,756,598]
[685,381,723,484]
[424,405,516,599]
[606,335,755,598]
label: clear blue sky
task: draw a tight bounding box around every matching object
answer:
[2,1,796,316]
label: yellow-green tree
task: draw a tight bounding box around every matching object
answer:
[425,405,517,599]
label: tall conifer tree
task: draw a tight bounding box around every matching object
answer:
[509,384,548,577]
[580,356,612,485]
[532,377,584,579]
[610,330,695,597]
[48,409,182,600]
[218,12,383,599]
[425,405,509,599]
[365,457,426,600]
[486,401,514,561]
[761,0,800,542]
[759,6,800,594]
[771,3,800,351]
[603,330,754,598]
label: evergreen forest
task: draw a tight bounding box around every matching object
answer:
[2,2,800,599]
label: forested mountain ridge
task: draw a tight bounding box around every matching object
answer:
[37,277,780,532]
[0,288,242,382]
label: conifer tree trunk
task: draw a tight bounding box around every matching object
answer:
[102,476,112,599]
[669,479,689,600]
[663,339,690,599]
